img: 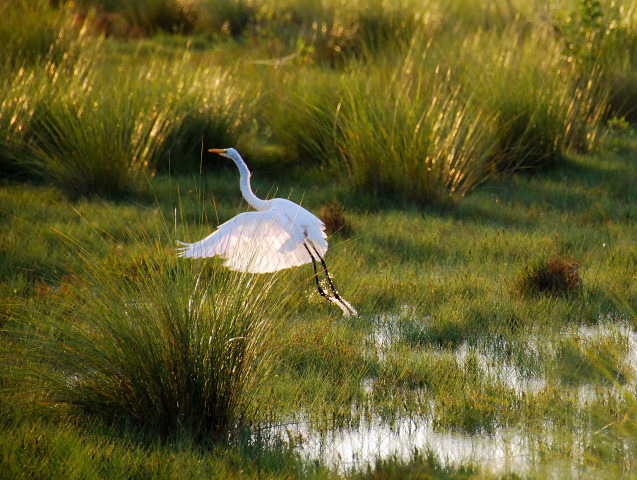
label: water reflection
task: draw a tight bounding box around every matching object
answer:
[268,314,635,474]
[276,414,530,474]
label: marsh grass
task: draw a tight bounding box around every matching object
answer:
[288,0,430,66]
[273,58,495,206]
[5,39,248,195]
[0,0,80,67]
[556,1,637,117]
[2,0,637,477]
[2,141,636,476]
[597,18,637,122]
[469,28,607,171]
[0,68,47,178]
[268,68,343,166]
[27,64,172,197]
[336,67,495,205]
[14,221,285,440]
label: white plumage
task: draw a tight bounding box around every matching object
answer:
[177,147,356,317]
[176,148,328,274]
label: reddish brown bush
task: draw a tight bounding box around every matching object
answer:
[517,254,582,296]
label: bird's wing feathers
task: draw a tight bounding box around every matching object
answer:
[271,198,328,257]
[177,207,326,273]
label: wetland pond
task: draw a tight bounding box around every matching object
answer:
[265,314,636,475]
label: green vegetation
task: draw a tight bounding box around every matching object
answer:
[1,0,636,478]
[16,243,285,440]
[517,253,583,296]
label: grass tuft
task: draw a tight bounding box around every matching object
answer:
[335,65,495,205]
[516,254,583,297]
[2,40,247,195]
[15,227,284,440]
[471,28,607,171]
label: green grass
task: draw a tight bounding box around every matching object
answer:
[1,0,637,478]
[2,145,636,477]
[1,38,247,194]
[4,200,292,440]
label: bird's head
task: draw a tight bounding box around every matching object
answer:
[208,148,237,159]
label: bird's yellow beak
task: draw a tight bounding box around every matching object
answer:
[208,148,228,155]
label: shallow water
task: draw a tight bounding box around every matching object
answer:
[268,314,636,474]
[276,415,531,474]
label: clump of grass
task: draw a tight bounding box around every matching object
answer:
[158,65,249,173]
[516,254,582,297]
[291,0,429,66]
[472,28,606,171]
[594,10,637,122]
[0,0,80,67]
[335,64,495,205]
[268,68,343,166]
[316,199,352,237]
[555,0,637,122]
[11,41,247,195]
[17,227,284,440]
[27,61,171,197]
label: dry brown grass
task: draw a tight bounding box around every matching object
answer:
[516,254,583,296]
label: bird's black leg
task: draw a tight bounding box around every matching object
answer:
[303,242,330,301]
[306,242,357,316]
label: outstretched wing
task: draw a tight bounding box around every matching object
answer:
[176,209,316,273]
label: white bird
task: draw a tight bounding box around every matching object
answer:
[177,148,357,317]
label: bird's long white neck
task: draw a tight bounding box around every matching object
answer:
[231,153,269,211]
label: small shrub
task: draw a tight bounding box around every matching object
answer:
[517,254,582,296]
[316,199,352,237]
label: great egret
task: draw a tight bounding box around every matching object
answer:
[176,148,357,317]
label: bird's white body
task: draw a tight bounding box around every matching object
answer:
[177,149,328,274]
